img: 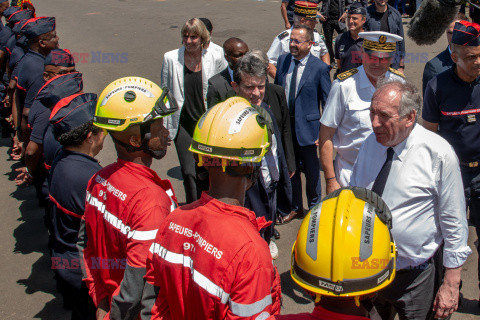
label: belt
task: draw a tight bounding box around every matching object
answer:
[460,161,480,168]
[397,258,433,274]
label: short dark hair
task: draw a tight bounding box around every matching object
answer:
[292,24,314,41]
[54,120,102,147]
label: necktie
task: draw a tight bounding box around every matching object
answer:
[265,149,280,184]
[372,147,394,197]
[288,59,300,116]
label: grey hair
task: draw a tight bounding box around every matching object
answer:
[374,79,422,120]
[233,50,267,84]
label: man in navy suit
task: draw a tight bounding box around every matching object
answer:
[274,24,331,223]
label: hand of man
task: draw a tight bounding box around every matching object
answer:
[14,167,33,186]
[2,94,10,108]
[326,178,341,195]
[96,298,110,320]
[10,136,24,160]
[433,267,461,319]
[317,14,326,22]
[339,12,347,23]
[285,21,291,29]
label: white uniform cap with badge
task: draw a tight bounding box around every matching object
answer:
[359,31,403,57]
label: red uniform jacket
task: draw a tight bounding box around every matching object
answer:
[79,159,177,319]
[142,192,281,320]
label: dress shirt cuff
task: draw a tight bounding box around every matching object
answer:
[443,246,472,268]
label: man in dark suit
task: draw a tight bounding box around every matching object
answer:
[275,24,331,223]
[422,15,465,94]
[206,37,248,107]
[207,41,296,178]
[232,51,292,257]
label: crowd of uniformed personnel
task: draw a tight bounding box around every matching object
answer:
[3,0,480,319]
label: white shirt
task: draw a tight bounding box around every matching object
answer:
[267,28,328,66]
[161,46,227,139]
[261,133,279,189]
[285,53,310,108]
[320,66,404,186]
[350,125,471,270]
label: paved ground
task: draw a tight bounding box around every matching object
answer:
[0,0,479,318]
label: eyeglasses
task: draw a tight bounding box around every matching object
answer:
[289,39,311,45]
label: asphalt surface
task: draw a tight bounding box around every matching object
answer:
[0,0,479,319]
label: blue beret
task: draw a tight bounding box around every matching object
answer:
[348,2,366,15]
[3,6,19,18]
[21,16,55,39]
[452,20,480,46]
[36,72,83,108]
[45,49,75,67]
[8,9,32,24]
[50,93,98,134]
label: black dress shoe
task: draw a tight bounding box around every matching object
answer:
[273,228,280,240]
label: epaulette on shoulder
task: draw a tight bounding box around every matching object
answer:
[278,30,289,40]
[336,68,358,81]
[389,67,405,78]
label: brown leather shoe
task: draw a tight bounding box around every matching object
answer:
[278,208,303,224]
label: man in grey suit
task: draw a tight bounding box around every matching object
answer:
[207,38,248,107]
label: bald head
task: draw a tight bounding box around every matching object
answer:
[223,37,249,70]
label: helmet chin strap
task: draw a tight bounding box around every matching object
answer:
[225,164,261,188]
[110,120,166,159]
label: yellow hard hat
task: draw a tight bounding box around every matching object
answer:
[189,96,270,163]
[93,76,178,131]
[291,187,396,299]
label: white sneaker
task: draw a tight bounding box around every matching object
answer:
[269,241,279,260]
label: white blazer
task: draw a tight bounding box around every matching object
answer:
[161,45,227,139]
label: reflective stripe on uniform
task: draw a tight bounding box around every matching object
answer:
[165,188,176,212]
[86,192,158,241]
[230,294,272,317]
[149,242,272,316]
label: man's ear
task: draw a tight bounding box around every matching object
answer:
[231,81,239,94]
[85,131,94,144]
[451,51,458,64]
[129,135,142,148]
[405,110,416,128]
[38,39,46,49]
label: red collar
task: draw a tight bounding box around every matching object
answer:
[199,192,272,231]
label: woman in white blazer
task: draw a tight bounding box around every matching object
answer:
[161,18,227,203]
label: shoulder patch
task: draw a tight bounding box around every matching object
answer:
[388,67,405,78]
[336,68,358,81]
[278,31,289,40]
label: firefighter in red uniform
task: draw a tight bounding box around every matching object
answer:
[78,77,178,320]
[271,187,396,320]
[141,96,282,320]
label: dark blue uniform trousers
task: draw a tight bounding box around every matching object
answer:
[290,120,321,212]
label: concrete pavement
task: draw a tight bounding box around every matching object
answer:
[0,0,478,318]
